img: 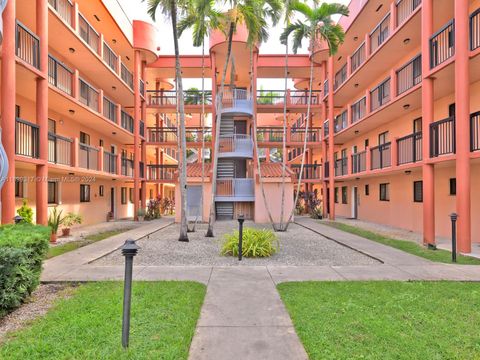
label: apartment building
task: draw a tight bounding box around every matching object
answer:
[318,0,480,253]
[1,0,158,225]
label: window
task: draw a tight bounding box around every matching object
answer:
[48,119,56,133]
[352,145,358,154]
[413,181,423,202]
[80,184,90,202]
[448,103,456,118]
[149,189,154,199]
[413,118,422,133]
[379,183,390,201]
[449,178,456,195]
[378,131,389,145]
[80,131,90,145]
[364,139,369,148]
[341,186,348,204]
[15,105,20,118]
[121,187,127,204]
[99,185,104,197]
[365,184,370,196]
[341,149,347,159]
[15,178,24,198]
[99,139,104,147]
[334,187,339,203]
[129,188,133,203]
[48,181,58,204]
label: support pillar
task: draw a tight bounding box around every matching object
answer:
[327,57,335,220]
[140,61,147,208]
[455,0,471,253]
[1,0,16,224]
[133,50,141,219]
[321,61,328,218]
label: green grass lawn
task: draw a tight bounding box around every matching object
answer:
[0,281,206,359]
[47,229,131,259]
[324,221,480,265]
[278,281,480,360]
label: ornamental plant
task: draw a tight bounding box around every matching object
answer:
[221,228,279,258]
[17,199,33,224]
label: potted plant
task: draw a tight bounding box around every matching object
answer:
[137,208,146,222]
[62,212,82,237]
[48,207,64,243]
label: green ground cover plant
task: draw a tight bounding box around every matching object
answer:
[0,281,206,359]
[221,228,279,257]
[0,224,50,317]
[324,221,480,265]
[278,281,480,359]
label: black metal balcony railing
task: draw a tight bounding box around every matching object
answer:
[397,132,422,165]
[48,0,73,26]
[291,164,322,180]
[324,161,330,178]
[16,21,40,69]
[103,151,117,174]
[334,64,347,91]
[15,118,39,159]
[257,127,283,142]
[370,78,391,112]
[48,55,73,95]
[79,78,99,112]
[121,157,134,177]
[323,80,329,97]
[370,14,390,53]
[147,165,177,181]
[290,128,321,142]
[78,14,99,54]
[287,148,302,161]
[351,151,366,174]
[471,9,480,51]
[334,158,348,177]
[351,97,367,123]
[121,63,134,90]
[471,111,480,152]
[148,127,177,142]
[103,97,117,123]
[334,111,348,133]
[430,20,455,69]
[103,43,118,73]
[140,121,145,138]
[290,90,321,105]
[370,143,391,170]
[430,116,455,157]
[351,42,366,73]
[48,132,72,166]
[140,80,145,97]
[396,0,421,26]
[79,143,99,170]
[148,90,213,106]
[397,55,421,95]
[121,111,134,133]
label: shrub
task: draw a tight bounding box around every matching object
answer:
[17,199,34,224]
[146,196,161,220]
[221,228,279,258]
[62,212,82,228]
[0,224,50,317]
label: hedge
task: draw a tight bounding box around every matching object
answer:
[0,224,50,317]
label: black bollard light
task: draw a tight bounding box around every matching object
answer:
[121,239,140,349]
[238,215,245,261]
[450,213,458,263]
[13,215,23,224]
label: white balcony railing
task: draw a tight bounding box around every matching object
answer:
[219,88,253,115]
[218,134,254,158]
[216,178,255,200]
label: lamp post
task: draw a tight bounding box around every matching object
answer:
[450,213,458,263]
[13,215,23,224]
[237,215,245,261]
[121,239,139,349]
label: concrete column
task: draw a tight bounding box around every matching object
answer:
[71,2,79,32]
[321,61,328,218]
[1,0,16,224]
[36,0,49,225]
[140,61,147,208]
[211,52,217,158]
[133,50,141,219]
[421,0,435,247]
[72,69,80,100]
[364,33,371,57]
[391,137,398,167]
[390,2,397,30]
[72,138,79,168]
[455,0,471,253]
[390,68,397,99]
[99,33,104,59]
[328,57,335,220]
[98,89,104,115]
[98,146,104,172]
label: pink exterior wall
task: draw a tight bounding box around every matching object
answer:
[254,181,294,224]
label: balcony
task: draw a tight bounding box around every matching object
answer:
[396,55,421,95]
[430,116,455,157]
[370,77,391,112]
[351,151,366,174]
[146,165,177,181]
[471,9,480,51]
[351,97,366,124]
[334,64,347,91]
[323,80,329,97]
[121,110,134,134]
[397,132,422,165]
[78,13,100,54]
[220,88,253,115]
[291,164,322,181]
[257,127,283,142]
[290,128,321,143]
[471,111,480,152]
[147,90,213,107]
[334,158,348,177]
[121,157,134,177]
[103,43,118,73]
[48,0,73,27]
[370,143,391,170]
[430,20,454,69]
[16,21,40,70]
[256,90,321,107]
[48,133,72,166]
[79,78,99,112]
[147,127,212,144]
[79,143,99,170]
[48,55,73,95]
[15,118,39,159]
[103,151,117,174]
[323,120,329,137]
[103,97,118,123]
[121,63,134,90]
[215,178,255,201]
[396,0,421,27]
[218,134,254,158]
[334,111,348,133]
[370,14,390,54]
[350,42,366,74]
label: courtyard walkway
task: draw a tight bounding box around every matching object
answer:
[41,217,480,360]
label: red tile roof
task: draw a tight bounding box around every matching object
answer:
[260,163,294,178]
[186,163,212,177]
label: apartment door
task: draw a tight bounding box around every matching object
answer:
[352,186,358,219]
[234,120,247,135]
[110,187,115,216]
[187,185,202,220]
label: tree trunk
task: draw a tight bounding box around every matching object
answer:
[198,42,207,230]
[284,35,316,230]
[171,0,189,242]
[206,21,235,237]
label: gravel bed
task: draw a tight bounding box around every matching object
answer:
[95,221,379,266]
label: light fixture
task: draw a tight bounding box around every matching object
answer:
[68,109,75,114]
[112,39,117,44]
[354,130,359,134]
[338,56,342,61]
[403,104,410,110]
[353,36,358,41]
[112,86,117,90]
[112,131,117,135]
[354,83,359,88]
[69,47,75,53]
[126,56,130,61]
[94,14,100,21]
[405,170,412,175]
[59,120,64,125]
[68,172,75,176]
[376,4,383,12]
[403,38,411,45]
[356,177,360,180]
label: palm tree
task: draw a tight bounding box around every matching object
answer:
[144,0,190,241]
[178,0,221,232]
[205,0,282,237]
[280,1,349,230]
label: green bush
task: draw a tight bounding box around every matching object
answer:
[17,199,34,224]
[0,224,50,317]
[221,228,279,258]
